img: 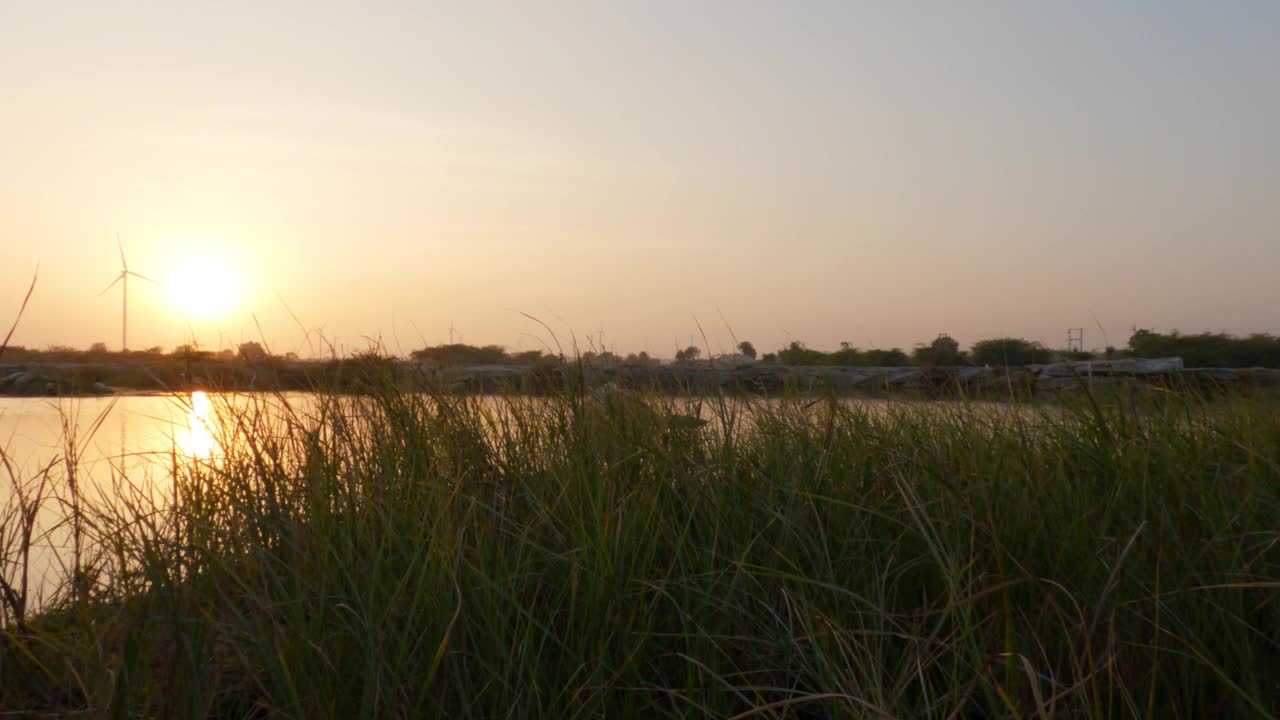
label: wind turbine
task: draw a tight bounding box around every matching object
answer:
[99,237,156,352]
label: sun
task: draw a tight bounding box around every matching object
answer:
[167,260,238,319]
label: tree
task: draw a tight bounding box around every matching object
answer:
[624,351,658,366]
[238,341,270,363]
[777,341,827,366]
[970,338,1051,367]
[581,350,620,365]
[911,334,967,366]
[674,346,702,364]
[737,341,757,359]
[88,342,109,354]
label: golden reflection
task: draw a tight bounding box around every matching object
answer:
[180,390,219,458]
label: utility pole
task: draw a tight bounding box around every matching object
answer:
[1067,328,1084,353]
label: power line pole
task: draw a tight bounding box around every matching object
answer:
[1067,328,1084,353]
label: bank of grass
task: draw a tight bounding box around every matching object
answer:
[1,383,1277,718]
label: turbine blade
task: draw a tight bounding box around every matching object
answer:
[127,271,158,284]
[99,274,124,295]
[118,233,127,271]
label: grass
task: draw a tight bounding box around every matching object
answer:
[0,378,1277,718]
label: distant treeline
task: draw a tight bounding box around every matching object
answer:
[1127,330,1280,368]
[772,336,1073,368]
[6,330,1279,370]
[408,344,663,368]
[410,344,553,366]
[774,343,912,367]
[773,331,1280,369]
[0,341,296,364]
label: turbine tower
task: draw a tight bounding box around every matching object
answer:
[99,237,155,352]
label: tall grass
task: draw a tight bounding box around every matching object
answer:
[1,382,1277,718]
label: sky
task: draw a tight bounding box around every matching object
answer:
[2,1,1278,358]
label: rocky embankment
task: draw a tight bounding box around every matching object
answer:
[434,357,1280,396]
[0,366,115,397]
[4,358,1280,397]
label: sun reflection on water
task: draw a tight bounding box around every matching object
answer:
[180,390,219,459]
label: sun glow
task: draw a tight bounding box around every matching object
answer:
[166,260,238,319]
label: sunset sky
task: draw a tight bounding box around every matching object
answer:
[2,1,1277,358]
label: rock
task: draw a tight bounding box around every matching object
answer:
[1035,357,1183,378]
[882,369,924,387]
[952,367,996,385]
[1181,368,1244,383]
[1036,375,1130,392]
[1105,357,1184,374]
[1183,368,1280,387]
[400,360,1279,398]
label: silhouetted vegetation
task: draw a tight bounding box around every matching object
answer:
[1129,329,1280,368]
[674,346,701,364]
[776,341,911,367]
[236,341,270,364]
[623,350,660,366]
[911,334,968,366]
[8,329,1280,400]
[970,337,1052,366]
[2,385,1277,717]
[736,340,757,359]
[410,343,548,367]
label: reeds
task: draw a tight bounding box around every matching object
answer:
[1,381,1277,718]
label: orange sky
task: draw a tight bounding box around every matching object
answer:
[3,2,1278,358]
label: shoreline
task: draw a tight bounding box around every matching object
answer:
[3,357,1278,399]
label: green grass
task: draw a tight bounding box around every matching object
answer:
[1,382,1278,718]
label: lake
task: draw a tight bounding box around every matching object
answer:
[0,391,310,606]
[1,390,1033,610]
